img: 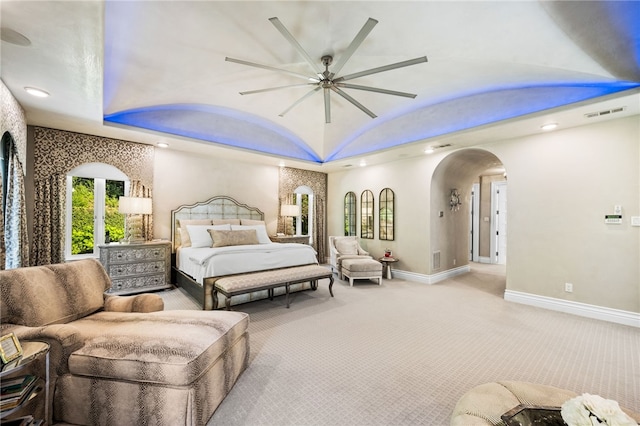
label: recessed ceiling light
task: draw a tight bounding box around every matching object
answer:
[424,147,435,154]
[156,142,169,148]
[24,87,49,98]
[359,160,367,167]
[541,122,558,131]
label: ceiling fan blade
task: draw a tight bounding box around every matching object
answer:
[279,86,322,117]
[324,88,331,123]
[269,17,323,77]
[225,57,319,82]
[240,83,315,96]
[329,18,378,79]
[331,86,377,119]
[334,56,428,82]
[334,82,417,98]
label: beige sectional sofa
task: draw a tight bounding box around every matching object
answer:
[0,259,249,425]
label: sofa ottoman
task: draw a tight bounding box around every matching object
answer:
[341,258,383,286]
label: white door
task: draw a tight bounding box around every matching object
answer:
[490,182,508,264]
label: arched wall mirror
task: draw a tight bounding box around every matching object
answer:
[361,190,374,239]
[379,188,394,241]
[344,192,356,236]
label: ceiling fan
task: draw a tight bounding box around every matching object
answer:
[225,17,428,123]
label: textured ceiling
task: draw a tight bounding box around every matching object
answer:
[2,1,639,167]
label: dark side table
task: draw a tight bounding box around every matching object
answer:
[379,257,399,279]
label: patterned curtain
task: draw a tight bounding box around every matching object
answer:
[314,196,326,264]
[0,162,4,269]
[2,136,29,269]
[129,180,153,241]
[31,174,66,266]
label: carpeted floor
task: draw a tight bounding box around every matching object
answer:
[159,264,639,425]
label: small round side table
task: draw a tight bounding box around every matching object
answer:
[379,257,399,279]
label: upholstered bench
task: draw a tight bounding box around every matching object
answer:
[341,258,383,286]
[213,264,334,310]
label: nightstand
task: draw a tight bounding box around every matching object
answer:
[0,341,50,425]
[269,235,310,244]
[99,241,172,294]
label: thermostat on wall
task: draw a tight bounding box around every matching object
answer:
[604,214,622,224]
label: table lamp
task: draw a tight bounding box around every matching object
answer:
[119,196,152,243]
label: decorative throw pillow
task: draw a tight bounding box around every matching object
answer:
[209,229,259,247]
[179,219,212,247]
[187,224,232,248]
[335,237,359,255]
[231,224,271,244]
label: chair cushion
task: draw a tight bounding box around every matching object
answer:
[342,258,382,272]
[67,310,249,386]
[334,237,359,255]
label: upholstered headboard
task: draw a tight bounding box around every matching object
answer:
[170,195,264,251]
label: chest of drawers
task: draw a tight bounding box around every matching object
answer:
[99,241,172,295]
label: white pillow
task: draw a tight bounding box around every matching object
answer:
[231,224,271,244]
[187,224,232,248]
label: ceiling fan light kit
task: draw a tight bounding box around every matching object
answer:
[226,17,428,124]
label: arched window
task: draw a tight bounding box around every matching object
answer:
[379,188,394,241]
[293,185,313,243]
[344,192,356,236]
[361,190,374,239]
[65,163,129,260]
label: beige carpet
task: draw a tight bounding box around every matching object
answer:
[159,264,639,425]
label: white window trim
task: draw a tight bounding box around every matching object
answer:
[65,163,129,261]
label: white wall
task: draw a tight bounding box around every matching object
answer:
[490,116,639,312]
[327,116,639,314]
[153,149,280,241]
[328,155,441,275]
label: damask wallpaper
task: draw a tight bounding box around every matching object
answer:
[0,81,27,168]
[32,127,154,187]
[279,167,327,263]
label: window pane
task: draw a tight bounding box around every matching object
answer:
[71,177,95,254]
[105,180,125,243]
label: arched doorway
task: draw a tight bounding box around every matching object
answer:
[430,148,507,277]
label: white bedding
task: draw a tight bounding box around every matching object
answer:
[177,243,318,284]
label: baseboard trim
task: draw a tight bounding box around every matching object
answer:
[478,256,492,264]
[393,265,471,284]
[504,290,640,328]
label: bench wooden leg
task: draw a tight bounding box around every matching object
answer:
[285,284,290,308]
[225,296,232,311]
[328,276,334,297]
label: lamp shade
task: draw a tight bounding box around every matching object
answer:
[119,196,153,214]
[280,204,300,217]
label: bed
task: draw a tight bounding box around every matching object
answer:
[171,195,319,309]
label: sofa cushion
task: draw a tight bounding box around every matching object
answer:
[67,310,249,386]
[0,259,110,327]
